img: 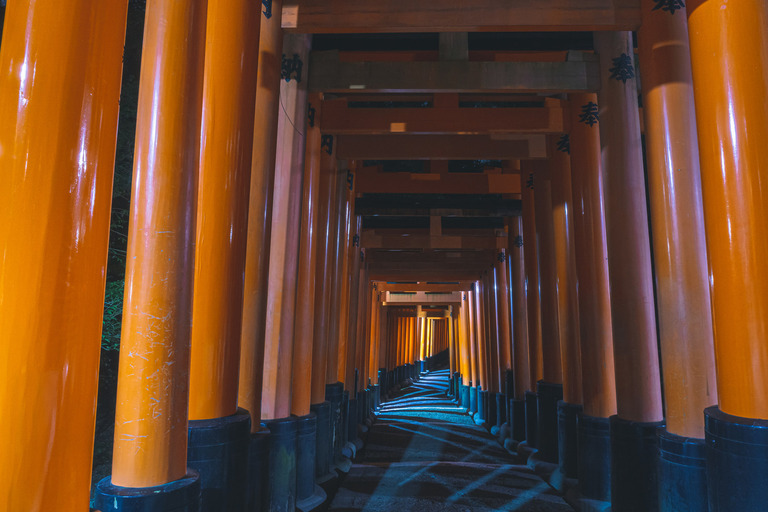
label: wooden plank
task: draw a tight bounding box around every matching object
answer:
[322,103,564,135]
[356,170,521,194]
[282,0,640,33]
[336,134,547,160]
[361,231,507,250]
[310,52,600,94]
[378,282,474,293]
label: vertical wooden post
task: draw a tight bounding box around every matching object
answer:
[0,2,127,508]
[687,2,768,509]
[521,171,544,390]
[595,30,664,511]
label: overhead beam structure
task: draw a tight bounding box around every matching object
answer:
[336,134,547,160]
[321,100,564,135]
[309,51,600,94]
[377,282,474,293]
[356,169,521,195]
[384,291,462,305]
[362,231,506,250]
[282,0,640,33]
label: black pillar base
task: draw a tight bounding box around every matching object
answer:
[95,471,201,512]
[537,381,563,461]
[489,391,499,431]
[264,416,298,512]
[525,390,539,448]
[325,382,345,468]
[610,415,664,512]
[470,385,478,415]
[511,398,527,443]
[310,402,333,482]
[346,397,361,452]
[578,413,611,501]
[475,389,488,425]
[460,384,470,410]
[705,405,768,512]
[247,428,270,512]
[494,392,506,435]
[295,413,318,504]
[657,427,706,512]
[419,360,426,374]
[558,401,582,479]
[187,408,251,512]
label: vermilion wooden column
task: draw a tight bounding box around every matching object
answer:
[473,282,488,393]
[549,134,583,478]
[521,172,544,389]
[328,166,348,387]
[239,0,283,434]
[496,255,513,379]
[459,294,472,387]
[639,6,718,510]
[189,0,259,421]
[291,91,322,418]
[261,34,310,422]
[687,2,768,509]
[486,270,501,394]
[108,0,207,491]
[336,170,354,386]
[467,290,480,414]
[568,93,617,501]
[0,2,127,508]
[595,31,664,510]
[343,216,362,394]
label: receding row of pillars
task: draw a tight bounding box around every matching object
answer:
[1,1,768,512]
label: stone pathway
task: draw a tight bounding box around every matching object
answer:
[328,369,575,512]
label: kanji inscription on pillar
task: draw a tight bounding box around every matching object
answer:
[557,134,570,154]
[652,0,685,14]
[609,54,635,84]
[578,102,599,127]
[281,54,303,83]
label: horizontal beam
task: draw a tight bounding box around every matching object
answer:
[356,171,521,195]
[336,134,547,160]
[378,282,473,293]
[385,291,462,303]
[310,52,600,94]
[282,0,640,33]
[321,101,564,135]
[362,231,507,250]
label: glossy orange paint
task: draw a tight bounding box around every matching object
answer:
[531,163,563,385]
[688,0,768,419]
[336,170,354,385]
[496,257,513,379]
[521,174,544,388]
[239,0,283,433]
[550,135,583,405]
[189,0,260,422]
[639,4,717,436]
[474,282,488,390]
[110,0,207,487]
[291,93,322,417]
[327,167,346,385]
[568,93,617,419]
[262,34,311,421]
[595,31,663,423]
[468,291,479,387]
[509,218,531,400]
[0,1,127,506]
[459,295,472,386]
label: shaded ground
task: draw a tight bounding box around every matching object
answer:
[329,369,574,512]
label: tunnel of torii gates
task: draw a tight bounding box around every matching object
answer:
[1,1,767,512]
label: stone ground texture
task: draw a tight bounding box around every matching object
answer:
[328,369,575,512]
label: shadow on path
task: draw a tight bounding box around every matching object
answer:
[329,369,575,512]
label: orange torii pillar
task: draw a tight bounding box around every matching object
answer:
[290,89,330,510]
[311,133,339,483]
[473,282,489,425]
[550,134,584,478]
[458,293,474,409]
[638,5,718,511]
[0,2,126,509]
[568,93,617,501]
[495,253,514,439]
[521,169,544,448]
[94,1,206,509]
[418,308,428,373]
[343,214,363,453]
[186,1,260,508]
[687,2,768,509]
[595,31,664,511]
[238,1,282,507]
[448,306,458,396]
[260,32,311,512]
[530,161,564,463]
[507,218,532,448]
[467,290,481,416]
[485,267,502,432]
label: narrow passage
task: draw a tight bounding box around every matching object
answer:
[329,369,575,512]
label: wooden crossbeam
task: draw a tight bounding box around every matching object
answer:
[362,231,507,250]
[378,282,474,293]
[321,100,564,135]
[282,0,640,33]
[355,170,521,195]
[309,52,600,94]
[336,134,547,160]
